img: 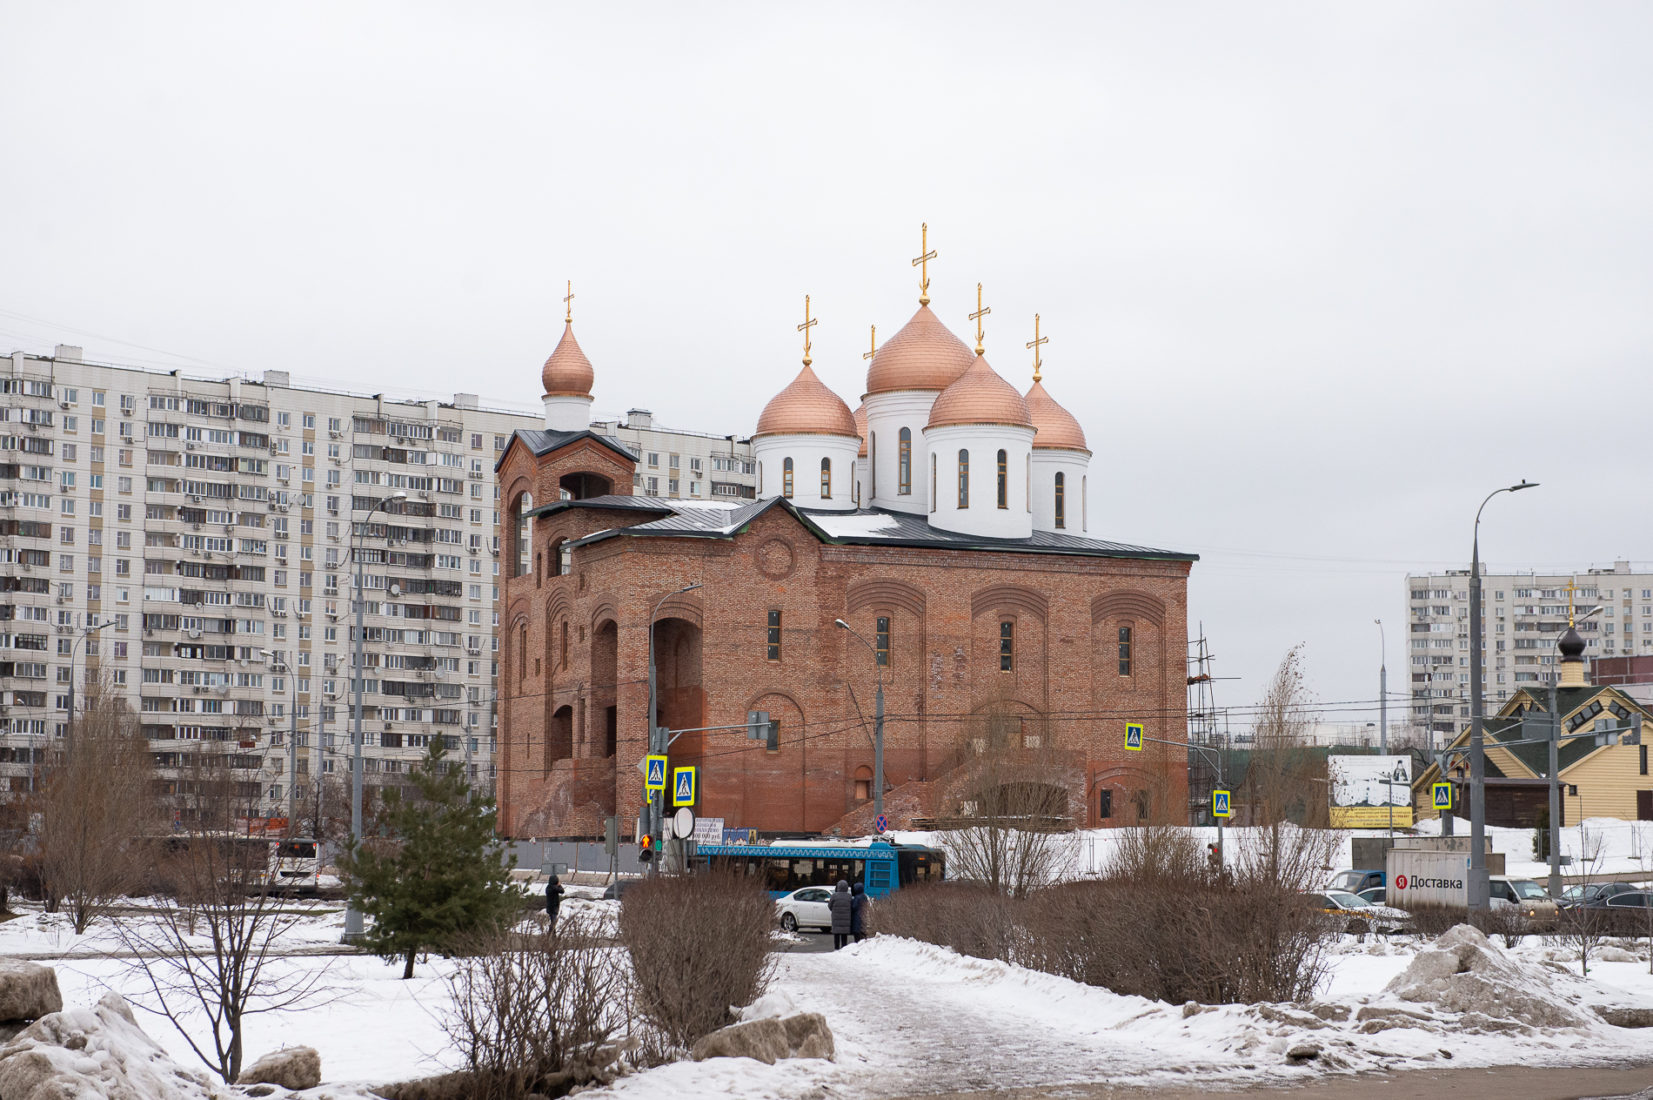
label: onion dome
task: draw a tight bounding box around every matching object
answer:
[541,322,594,397]
[864,304,975,396]
[927,356,1033,430]
[754,364,858,438]
[1558,627,1586,661]
[1025,381,1089,453]
[853,402,868,457]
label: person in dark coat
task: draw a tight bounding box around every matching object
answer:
[828,879,853,950]
[545,875,565,930]
[850,881,867,943]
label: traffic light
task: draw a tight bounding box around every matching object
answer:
[637,846,653,863]
[1206,842,1220,866]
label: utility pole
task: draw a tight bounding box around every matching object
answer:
[1467,480,1538,911]
[647,584,700,875]
[834,619,885,823]
[1377,619,1391,838]
[260,650,298,832]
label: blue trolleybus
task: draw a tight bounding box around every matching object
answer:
[694,839,945,898]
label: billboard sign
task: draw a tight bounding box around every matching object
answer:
[1327,754,1414,828]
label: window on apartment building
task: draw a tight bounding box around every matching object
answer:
[647,452,659,468]
[767,610,782,661]
[876,616,890,667]
[898,428,911,494]
[999,620,1014,671]
[1118,626,1133,676]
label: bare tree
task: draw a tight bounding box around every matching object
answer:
[1560,825,1611,978]
[941,703,1079,897]
[36,679,158,933]
[114,747,330,1083]
[1239,645,1333,886]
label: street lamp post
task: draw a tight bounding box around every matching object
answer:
[1468,479,1538,910]
[259,649,299,833]
[834,619,885,825]
[64,618,117,766]
[646,583,700,875]
[1375,618,1392,838]
[343,490,406,941]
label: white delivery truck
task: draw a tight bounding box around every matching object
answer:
[1385,849,1471,909]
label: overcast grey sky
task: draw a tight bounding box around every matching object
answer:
[4,2,1650,726]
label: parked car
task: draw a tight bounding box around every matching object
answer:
[1559,881,1639,909]
[1306,890,1411,935]
[1356,886,1387,906]
[775,886,834,932]
[1487,876,1559,924]
[1326,869,1384,895]
[601,879,644,901]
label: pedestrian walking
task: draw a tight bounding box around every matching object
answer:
[828,879,853,950]
[545,874,565,931]
[850,881,867,943]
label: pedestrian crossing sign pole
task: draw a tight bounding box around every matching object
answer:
[1432,782,1453,811]
[1125,722,1144,751]
[672,766,697,808]
[1212,789,1232,818]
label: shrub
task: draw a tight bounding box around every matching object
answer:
[442,915,625,1100]
[618,872,775,1050]
[866,882,1020,963]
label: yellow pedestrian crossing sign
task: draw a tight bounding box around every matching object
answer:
[672,766,697,807]
[1212,789,1232,818]
[643,755,667,792]
[1125,722,1144,751]
[1432,782,1453,811]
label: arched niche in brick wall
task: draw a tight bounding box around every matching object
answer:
[1091,589,1167,698]
[969,585,1049,713]
[589,618,619,759]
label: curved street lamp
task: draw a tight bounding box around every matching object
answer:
[343,490,407,941]
[1468,479,1538,910]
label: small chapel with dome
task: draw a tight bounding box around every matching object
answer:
[495,233,1197,841]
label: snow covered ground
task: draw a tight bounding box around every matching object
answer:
[7,890,1653,1098]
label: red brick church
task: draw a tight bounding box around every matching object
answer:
[496,258,1195,839]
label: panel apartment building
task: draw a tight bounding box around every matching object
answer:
[0,345,754,824]
[1406,561,1653,739]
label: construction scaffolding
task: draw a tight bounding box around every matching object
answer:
[1186,628,1230,825]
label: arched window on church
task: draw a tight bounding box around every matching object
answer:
[820,457,831,499]
[518,622,528,682]
[869,433,877,498]
[512,492,533,578]
[898,428,911,495]
[930,453,937,512]
[1082,475,1088,531]
[1054,472,1066,529]
[782,457,794,499]
[957,449,969,508]
[996,450,1008,509]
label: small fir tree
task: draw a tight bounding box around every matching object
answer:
[338,740,517,978]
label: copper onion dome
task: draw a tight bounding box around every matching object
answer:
[864,304,976,396]
[754,364,859,438]
[541,322,595,397]
[927,356,1033,430]
[1025,380,1089,453]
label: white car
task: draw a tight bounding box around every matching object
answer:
[775,887,834,932]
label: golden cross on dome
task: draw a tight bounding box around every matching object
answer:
[863,324,877,362]
[563,280,575,324]
[912,223,937,306]
[969,283,990,355]
[1567,578,1576,627]
[1026,313,1048,382]
[797,294,818,366]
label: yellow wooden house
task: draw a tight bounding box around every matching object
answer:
[1412,629,1652,827]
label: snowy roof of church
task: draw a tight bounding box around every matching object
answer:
[497,428,637,473]
[547,495,1197,561]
